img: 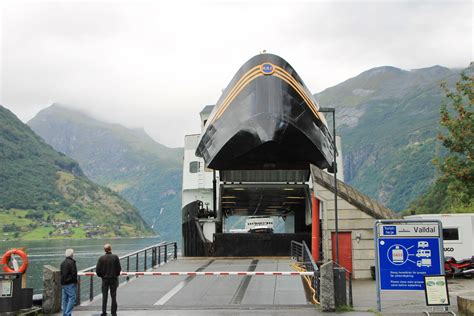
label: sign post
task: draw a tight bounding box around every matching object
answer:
[374,220,445,312]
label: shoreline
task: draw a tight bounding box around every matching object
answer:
[0,234,161,243]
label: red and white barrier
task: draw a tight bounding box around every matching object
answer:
[78,271,314,277]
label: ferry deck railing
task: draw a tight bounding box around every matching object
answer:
[76,241,177,304]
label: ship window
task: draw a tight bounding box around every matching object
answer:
[189,161,200,173]
[443,228,459,241]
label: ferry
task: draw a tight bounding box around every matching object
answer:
[245,216,274,233]
[195,53,334,171]
[182,53,334,257]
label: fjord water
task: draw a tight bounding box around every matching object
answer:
[0,237,164,294]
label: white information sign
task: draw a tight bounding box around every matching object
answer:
[424,275,450,306]
[0,280,13,297]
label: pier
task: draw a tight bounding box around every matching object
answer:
[79,257,313,311]
[34,242,474,315]
[68,241,320,314]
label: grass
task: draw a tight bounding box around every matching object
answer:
[336,305,354,312]
[21,226,53,240]
[67,227,87,239]
[53,211,72,221]
[0,205,150,240]
[0,212,33,226]
[366,308,382,316]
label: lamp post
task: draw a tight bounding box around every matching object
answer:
[319,107,339,265]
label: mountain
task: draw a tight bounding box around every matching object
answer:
[0,105,153,240]
[28,104,183,241]
[317,65,468,211]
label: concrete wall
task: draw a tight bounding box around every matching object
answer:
[316,183,375,279]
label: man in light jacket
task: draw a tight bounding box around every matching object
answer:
[60,248,77,316]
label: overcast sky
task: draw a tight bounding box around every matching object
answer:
[1,0,472,147]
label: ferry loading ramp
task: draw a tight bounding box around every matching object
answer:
[78,257,318,313]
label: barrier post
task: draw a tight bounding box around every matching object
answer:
[158,247,161,266]
[89,272,93,302]
[126,257,130,282]
[76,277,81,305]
[174,243,177,260]
[144,250,147,271]
[164,245,168,263]
[135,254,139,278]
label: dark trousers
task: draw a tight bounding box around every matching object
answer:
[101,278,118,315]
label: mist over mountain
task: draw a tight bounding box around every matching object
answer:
[317,64,468,211]
[0,105,152,239]
[28,104,183,241]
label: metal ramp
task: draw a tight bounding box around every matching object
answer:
[78,258,313,312]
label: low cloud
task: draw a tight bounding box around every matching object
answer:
[1,1,471,146]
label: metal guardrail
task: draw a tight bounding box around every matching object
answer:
[76,241,177,304]
[290,240,353,307]
[290,240,320,300]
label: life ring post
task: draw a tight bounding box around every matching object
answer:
[18,247,27,288]
[1,247,29,286]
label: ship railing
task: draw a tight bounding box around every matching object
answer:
[76,241,177,304]
[290,240,320,301]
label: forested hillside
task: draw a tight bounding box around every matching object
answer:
[29,104,183,241]
[317,65,469,211]
[407,71,473,213]
[0,105,153,240]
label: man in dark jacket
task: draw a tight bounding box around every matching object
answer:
[60,248,77,316]
[96,244,121,316]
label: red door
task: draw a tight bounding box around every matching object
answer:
[331,232,353,273]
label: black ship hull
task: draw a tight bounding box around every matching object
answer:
[196,53,334,170]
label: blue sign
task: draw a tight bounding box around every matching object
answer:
[378,237,442,290]
[383,226,397,235]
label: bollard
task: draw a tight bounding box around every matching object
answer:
[333,267,347,308]
[43,265,61,314]
[320,261,335,312]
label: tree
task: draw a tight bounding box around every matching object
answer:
[406,71,473,214]
[433,72,474,210]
